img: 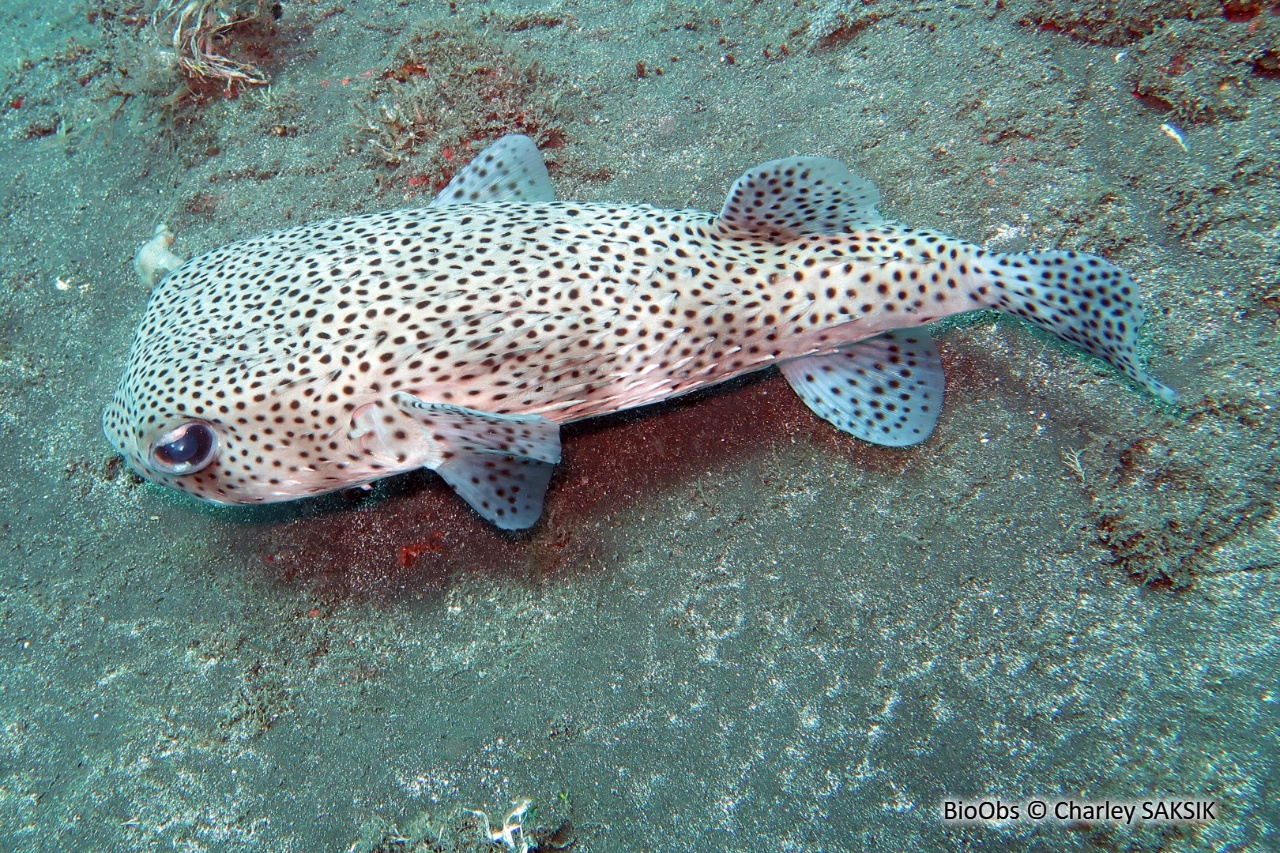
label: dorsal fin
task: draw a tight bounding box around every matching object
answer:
[429,134,556,207]
[715,156,882,241]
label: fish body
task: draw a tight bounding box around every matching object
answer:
[104,135,1172,528]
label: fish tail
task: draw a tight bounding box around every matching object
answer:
[972,249,1175,402]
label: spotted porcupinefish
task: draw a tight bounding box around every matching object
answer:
[104,134,1174,529]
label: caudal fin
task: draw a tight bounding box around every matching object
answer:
[974,249,1175,402]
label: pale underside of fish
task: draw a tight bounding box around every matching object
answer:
[103,135,1174,529]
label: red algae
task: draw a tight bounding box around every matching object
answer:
[240,373,865,596]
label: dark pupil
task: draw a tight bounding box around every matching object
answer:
[157,427,205,465]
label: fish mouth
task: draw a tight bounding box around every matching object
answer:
[100,398,134,461]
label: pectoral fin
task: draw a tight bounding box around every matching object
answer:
[428,134,556,206]
[393,393,561,530]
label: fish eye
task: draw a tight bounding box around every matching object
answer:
[150,423,218,475]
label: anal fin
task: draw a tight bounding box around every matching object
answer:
[779,328,945,447]
[393,393,561,530]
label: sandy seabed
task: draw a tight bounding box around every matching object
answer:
[0,1,1276,851]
